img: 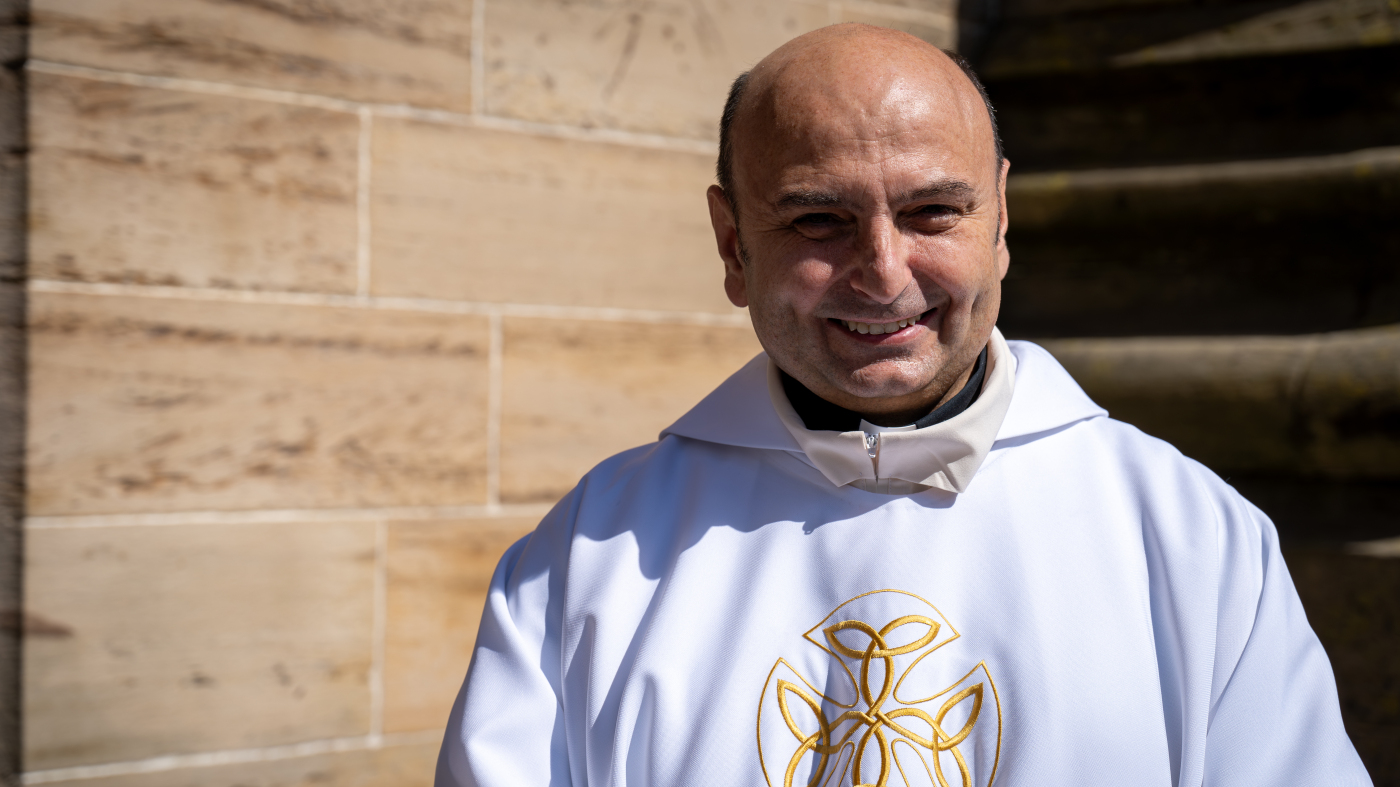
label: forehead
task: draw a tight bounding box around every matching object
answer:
[736,55,995,200]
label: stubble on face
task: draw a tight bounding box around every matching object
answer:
[711,24,1009,424]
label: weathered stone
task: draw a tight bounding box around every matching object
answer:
[860,0,955,9]
[30,72,359,293]
[978,0,1393,78]
[0,153,25,284]
[28,292,490,515]
[499,317,761,504]
[0,62,23,156]
[837,4,956,48]
[1040,326,1400,478]
[370,116,734,313]
[26,742,439,787]
[985,46,1400,170]
[24,521,376,770]
[1008,147,1400,232]
[1115,0,1400,67]
[1001,148,1400,337]
[32,0,473,111]
[383,517,538,734]
[483,0,827,139]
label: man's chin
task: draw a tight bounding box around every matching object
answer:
[828,361,942,403]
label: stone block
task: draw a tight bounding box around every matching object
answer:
[482,0,827,140]
[499,317,762,504]
[856,0,954,9]
[29,742,440,787]
[370,116,735,313]
[1041,326,1400,478]
[383,517,539,734]
[23,521,376,770]
[32,0,473,111]
[0,58,23,156]
[1001,149,1400,337]
[29,72,359,294]
[0,23,26,65]
[837,4,956,49]
[0,152,25,284]
[27,292,490,515]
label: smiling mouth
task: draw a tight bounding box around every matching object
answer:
[833,310,930,335]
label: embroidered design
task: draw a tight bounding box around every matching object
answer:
[757,590,1001,787]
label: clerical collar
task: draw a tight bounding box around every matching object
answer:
[779,346,989,432]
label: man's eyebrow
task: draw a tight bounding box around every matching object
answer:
[773,190,845,211]
[773,182,978,211]
[895,181,976,204]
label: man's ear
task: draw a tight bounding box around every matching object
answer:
[707,185,749,308]
[995,157,1011,280]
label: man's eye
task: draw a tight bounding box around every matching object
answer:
[791,212,848,239]
[914,204,957,218]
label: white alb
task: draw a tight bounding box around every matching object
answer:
[437,331,1370,787]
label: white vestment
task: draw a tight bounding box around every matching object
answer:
[438,330,1370,787]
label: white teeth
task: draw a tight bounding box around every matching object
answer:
[842,311,924,334]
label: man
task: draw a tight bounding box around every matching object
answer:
[438,24,1369,787]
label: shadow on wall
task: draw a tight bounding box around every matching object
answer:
[963,0,1400,779]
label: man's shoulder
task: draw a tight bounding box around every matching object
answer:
[576,432,770,491]
[1044,413,1271,543]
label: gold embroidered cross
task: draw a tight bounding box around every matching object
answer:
[758,592,1000,787]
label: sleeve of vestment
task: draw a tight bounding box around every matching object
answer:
[435,491,578,787]
[1201,482,1372,786]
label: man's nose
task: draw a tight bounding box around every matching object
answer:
[848,216,914,305]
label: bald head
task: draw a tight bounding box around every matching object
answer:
[717,24,1001,208]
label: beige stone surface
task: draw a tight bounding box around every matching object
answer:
[837,5,956,49]
[500,317,762,504]
[27,292,489,515]
[32,0,473,111]
[29,72,359,294]
[30,742,440,787]
[24,521,376,770]
[483,0,827,140]
[856,0,955,9]
[371,117,735,313]
[383,517,539,734]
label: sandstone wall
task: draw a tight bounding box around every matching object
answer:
[19,2,955,785]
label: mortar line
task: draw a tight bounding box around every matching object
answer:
[25,504,556,530]
[369,521,389,743]
[19,730,445,785]
[25,59,715,155]
[356,107,374,298]
[28,280,751,327]
[27,59,362,113]
[486,313,504,509]
[472,0,487,117]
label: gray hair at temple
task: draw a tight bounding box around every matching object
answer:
[714,49,1004,203]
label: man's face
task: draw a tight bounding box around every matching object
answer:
[708,55,1009,421]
